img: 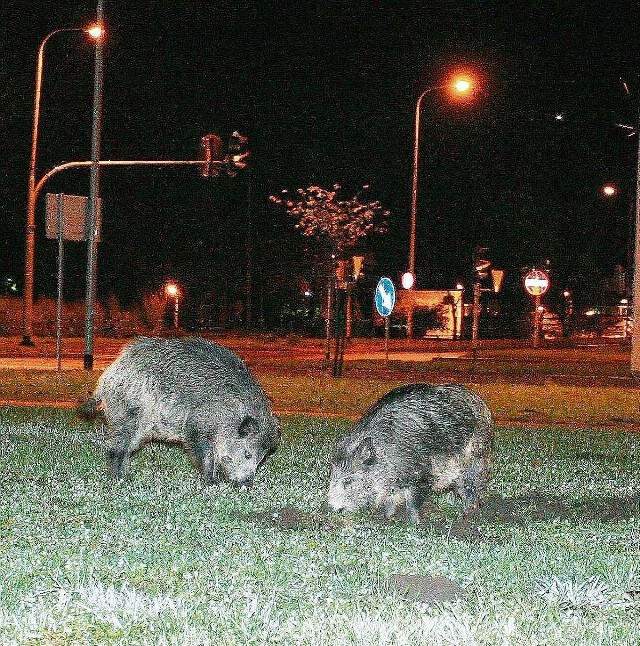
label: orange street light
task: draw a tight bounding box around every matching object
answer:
[165,282,180,329]
[86,24,105,40]
[22,24,104,347]
[601,183,617,197]
[453,78,472,93]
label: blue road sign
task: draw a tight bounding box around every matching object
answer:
[375,277,396,317]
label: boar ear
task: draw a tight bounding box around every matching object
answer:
[355,436,376,467]
[238,416,258,438]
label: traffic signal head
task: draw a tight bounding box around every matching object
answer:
[225,131,250,176]
[473,246,491,279]
[199,134,223,178]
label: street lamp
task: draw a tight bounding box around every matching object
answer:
[406,73,475,337]
[408,73,475,280]
[21,24,103,347]
[165,282,180,330]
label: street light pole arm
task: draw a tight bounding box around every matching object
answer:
[22,26,88,346]
[408,86,439,276]
[29,28,84,207]
[34,159,217,200]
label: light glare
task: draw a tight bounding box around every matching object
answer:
[165,283,179,297]
[86,25,104,40]
[453,78,472,93]
[401,272,415,290]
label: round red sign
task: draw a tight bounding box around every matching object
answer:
[523,269,550,297]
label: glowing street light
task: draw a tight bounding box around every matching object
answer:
[601,183,617,197]
[22,24,104,347]
[165,282,181,329]
[406,72,476,337]
[86,24,105,40]
[454,79,470,92]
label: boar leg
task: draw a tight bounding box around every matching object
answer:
[201,452,221,485]
[383,496,400,519]
[107,411,139,480]
[405,486,430,524]
[185,418,220,485]
[453,456,489,513]
[108,448,130,481]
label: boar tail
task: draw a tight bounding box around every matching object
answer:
[76,397,104,420]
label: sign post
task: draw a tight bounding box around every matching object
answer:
[523,269,550,347]
[46,193,102,370]
[375,277,396,363]
[55,195,64,372]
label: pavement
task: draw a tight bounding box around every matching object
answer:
[0,352,466,371]
[0,357,113,371]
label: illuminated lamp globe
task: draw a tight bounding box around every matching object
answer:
[453,78,472,93]
[401,272,415,290]
[86,24,104,40]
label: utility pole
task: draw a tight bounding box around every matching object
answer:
[84,0,105,370]
[630,104,640,374]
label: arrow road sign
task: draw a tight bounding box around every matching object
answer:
[375,277,396,317]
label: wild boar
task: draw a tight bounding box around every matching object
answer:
[79,336,280,486]
[328,383,493,523]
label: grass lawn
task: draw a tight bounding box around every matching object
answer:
[1,407,639,644]
[2,368,640,429]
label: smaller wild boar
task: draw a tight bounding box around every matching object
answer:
[328,383,493,523]
[78,336,280,486]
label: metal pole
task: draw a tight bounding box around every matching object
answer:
[36,160,225,198]
[173,296,179,329]
[630,105,640,374]
[407,87,436,339]
[384,315,390,364]
[346,282,353,338]
[325,276,334,361]
[56,194,64,372]
[245,169,253,329]
[23,27,82,347]
[409,89,433,279]
[84,0,104,370]
[472,281,481,344]
[533,295,541,348]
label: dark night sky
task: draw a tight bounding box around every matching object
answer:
[1,1,639,319]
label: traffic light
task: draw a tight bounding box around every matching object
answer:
[199,134,223,178]
[225,131,250,177]
[473,246,491,280]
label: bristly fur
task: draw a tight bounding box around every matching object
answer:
[328,383,494,523]
[78,336,281,484]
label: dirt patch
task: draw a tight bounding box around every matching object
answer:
[419,494,640,540]
[252,504,347,530]
[387,574,465,604]
[250,494,639,539]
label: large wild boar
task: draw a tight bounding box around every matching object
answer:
[328,383,493,523]
[79,336,281,485]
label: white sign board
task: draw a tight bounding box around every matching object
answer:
[45,193,102,242]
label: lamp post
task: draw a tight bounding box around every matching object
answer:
[84,0,106,370]
[22,24,103,346]
[630,105,640,374]
[406,75,474,338]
